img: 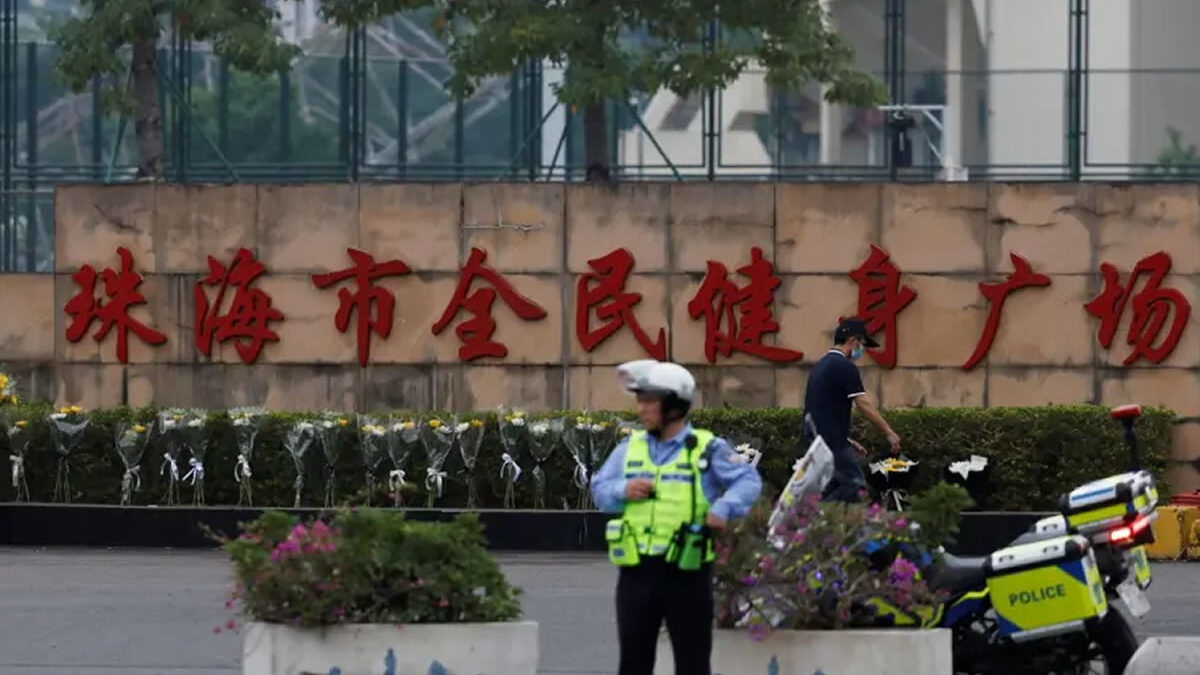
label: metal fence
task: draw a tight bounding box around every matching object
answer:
[5,0,1200,272]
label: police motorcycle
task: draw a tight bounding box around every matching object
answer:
[836,404,1155,674]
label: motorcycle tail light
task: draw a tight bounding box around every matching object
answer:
[1108,513,1152,546]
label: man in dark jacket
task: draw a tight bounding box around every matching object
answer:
[802,317,901,503]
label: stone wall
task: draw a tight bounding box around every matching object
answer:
[3,182,1199,489]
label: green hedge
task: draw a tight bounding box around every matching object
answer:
[0,403,1175,511]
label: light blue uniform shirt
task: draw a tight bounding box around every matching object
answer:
[590,423,763,523]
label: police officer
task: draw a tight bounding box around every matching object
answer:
[591,360,763,675]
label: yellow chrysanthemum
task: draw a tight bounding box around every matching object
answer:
[470,419,483,428]
[15,420,27,428]
[134,424,147,434]
[503,415,513,422]
[337,418,349,427]
[70,406,82,414]
[429,419,442,429]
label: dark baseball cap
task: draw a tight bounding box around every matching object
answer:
[834,317,880,348]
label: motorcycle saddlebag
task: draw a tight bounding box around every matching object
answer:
[984,534,1108,641]
[1060,470,1158,539]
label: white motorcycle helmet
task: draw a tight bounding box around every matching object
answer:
[617,360,696,424]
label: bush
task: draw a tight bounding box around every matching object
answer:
[714,490,946,633]
[0,402,1175,510]
[219,509,523,627]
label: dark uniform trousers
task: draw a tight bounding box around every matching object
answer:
[616,555,713,675]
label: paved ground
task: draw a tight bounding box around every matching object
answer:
[0,549,1196,674]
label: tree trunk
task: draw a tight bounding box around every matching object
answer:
[583,102,610,182]
[131,37,164,179]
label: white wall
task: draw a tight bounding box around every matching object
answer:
[984,0,1072,170]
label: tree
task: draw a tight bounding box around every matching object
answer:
[321,0,887,180]
[1152,125,1200,178]
[188,71,340,165]
[50,0,300,179]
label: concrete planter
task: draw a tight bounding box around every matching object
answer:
[655,627,953,675]
[242,620,539,675]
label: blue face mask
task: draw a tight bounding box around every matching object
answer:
[850,345,864,360]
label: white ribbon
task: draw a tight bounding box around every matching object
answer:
[389,469,407,493]
[572,460,589,488]
[234,453,252,483]
[425,467,446,497]
[9,455,21,487]
[183,458,204,485]
[161,453,179,482]
[122,466,142,493]
[500,453,522,483]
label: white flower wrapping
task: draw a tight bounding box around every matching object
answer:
[187,418,203,429]
[530,422,549,436]
[455,422,470,434]
[49,413,66,421]
[948,454,989,480]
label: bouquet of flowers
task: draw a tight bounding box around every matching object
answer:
[386,419,421,507]
[48,405,90,503]
[527,417,564,509]
[0,370,18,407]
[455,416,486,509]
[315,412,351,508]
[4,414,31,501]
[358,416,388,506]
[867,454,920,512]
[420,417,456,507]
[943,454,992,509]
[285,420,317,508]
[726,432,765,468]
[229,407,266,506]
[563,414,619,510]
[179,410,209,506]
[114,421,151,505]
[497,408,529,509]
[157,408,188,505]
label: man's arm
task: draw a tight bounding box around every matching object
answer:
[705,438,763,524]
[854,392,901,452]
[590,437,631,513]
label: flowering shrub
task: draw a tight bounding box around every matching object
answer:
[714,489,947,635]
[220,509,522,628]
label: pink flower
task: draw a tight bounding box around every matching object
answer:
[312,520,331,538]
[291,524,309,540]
[303,544,315,555]
[226,619,237,630]
[225,599,234,609]
[212,626,222,635]
[333,607,346,619]
[437,598,450,608]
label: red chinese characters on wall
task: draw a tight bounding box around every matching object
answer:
[1085,251,1191,365]
[846,245,916,368]
[576,248,667,361]
[686,247,803,364]
[61,242,1193,369]
[431,247,549,361]
[313,248,412,367]
[194,248,285,364]
[64,246,167,364]
[962,254,1051,371]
